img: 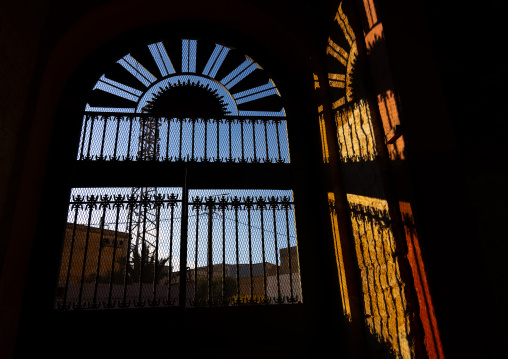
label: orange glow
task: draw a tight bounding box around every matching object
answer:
[362,0,378,30]
[328,193,351,319]
[313,73,320,89]
[365,23,384,52]
[335,3,356,47]
[335,100,377,162]
[328,73,346,88]
[327,38,348,67]
[400,202,445,359]
[377,90,406,160]
[347,194,412,359]
[318,105,330,163]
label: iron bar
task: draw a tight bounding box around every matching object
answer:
[151,195,162,306]
[191,119,196,161]
[178,118,183,161]
[85,116,95,160]
[91,198,109,309]
[270,198,282,303]
[264,121,270,163]
[61,201,81,309]
[246,197,254,301]
[79,115,89,160]
[240,119,245,162]
[126,117,133,160]
[99,116,108,160]
[275,120,282,163]
[76,196,96,309]
[136,198,149,307]
[167,195,176,306]
[207,198,214,306]
[216,119,220,162]
[120,196,136,308]
[194,201,200,305]
[179,170,189,307]
[283,198,294,302]
[228,118,233,162]
[258,198,268,301]
[252,120,257,163]
[203,119,208,162]
[220,197,227,304]
[165,118,171,161]
[113,116,121,160]
[233,197,240,302]
[106,198,122,309]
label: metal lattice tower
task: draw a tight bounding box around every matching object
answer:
[128,112,162,255]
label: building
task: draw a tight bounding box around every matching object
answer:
[0,0,506,358]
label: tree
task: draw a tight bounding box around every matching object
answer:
[126,245,170,284]
[195,275,237,305]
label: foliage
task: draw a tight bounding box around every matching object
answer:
[126,245,170,284]
[195,275,237,303]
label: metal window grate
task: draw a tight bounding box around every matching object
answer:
[77,114,290,164]
[55,188,302,310]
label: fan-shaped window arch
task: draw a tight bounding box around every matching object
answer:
[55,36,302,310]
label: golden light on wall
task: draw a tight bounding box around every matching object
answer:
[335,100,377,162]
[362,0,378,30]
[400,202,445,359]
[318,105,330,163]
[378,90,405,160]
[347,194,412,359]
[328,192,351,319]
[326,3,358,111]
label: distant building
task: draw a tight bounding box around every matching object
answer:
[58,223,129,285]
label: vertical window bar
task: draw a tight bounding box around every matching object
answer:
[153,117,159,161]
[203,119,208,162]
[136,196,149,307]
[275,120,282,163]
[282,196,295,302]
[165,118,171,161]
[264,120,270,163]
[228,118,233,162]
[232,197,241,302]
[61,197,83,310]
[240,119,245,162]
[219,196,227,304]
[206,197,214,306]
[179,175,189,307]
[126,116,134,161]
[166,194,176,306]
[106,195,123,309]
[270,197,282,303]
[245,197,254,301]
[99,116,108,160]
[120,195,136,308]
[91,196,110,309]
[79,115,89,160]
[193,197,201,305]
[216,119,220,162]
[76,195,98,309]
[178,119,184,161]
[138,119,147,161]
[151,194,163,306]
[191,119,196,161]
[86,116,96,160]
[257,197,268,302]
[112,116,121,160]
[252,120,258,163]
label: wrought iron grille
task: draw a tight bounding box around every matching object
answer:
[77,113,290,163]
[56,188,301,310]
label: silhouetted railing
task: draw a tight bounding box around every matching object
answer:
[78,113,290,163]
[55,188,301,310]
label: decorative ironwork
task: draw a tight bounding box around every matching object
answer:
[56,189,302,310]
[77,113,290,164]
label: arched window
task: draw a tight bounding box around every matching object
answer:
[55,36,302,310]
